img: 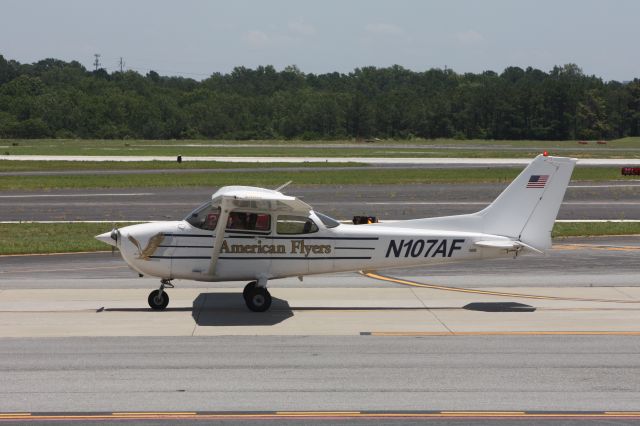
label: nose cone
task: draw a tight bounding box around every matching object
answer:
[95,231,117,247]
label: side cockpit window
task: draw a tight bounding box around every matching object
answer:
[226,212,271,233]
[277,215,319,235]
[186,203,220,231]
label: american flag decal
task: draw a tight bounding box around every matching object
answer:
[527,175,549,188]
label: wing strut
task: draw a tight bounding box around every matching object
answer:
[208,196,233,277]
[274,180,293,192]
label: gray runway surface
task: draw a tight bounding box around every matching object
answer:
[1,336,640,414]
[3,181,640,221]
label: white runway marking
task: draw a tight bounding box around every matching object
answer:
[3,155,640,166]
[0,193,154,198]
[313,201,640,206]
[362,202,488,205]
[0,221,149,224]
[569,184,640,188]
[563,201,640,205]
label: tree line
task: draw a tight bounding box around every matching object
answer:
[0,54,639,140]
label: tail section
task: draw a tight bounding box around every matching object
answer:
[477,154,576,249]
[381,154,576,251]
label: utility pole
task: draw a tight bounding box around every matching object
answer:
[118,57,125,72]
[93,54,101,71]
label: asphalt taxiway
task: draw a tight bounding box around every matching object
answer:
[3,181,640,221]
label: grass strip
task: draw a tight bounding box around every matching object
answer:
[0,166,637,191]
[1,221,639,255]
[3,146,640,158]
[1,136,640,159]
[0,223,132,255]
[2,136,639,148]
[0,160,365,172]
[552,222,640,238]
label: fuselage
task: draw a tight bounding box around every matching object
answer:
[110,211,513,283]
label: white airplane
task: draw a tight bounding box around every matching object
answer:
[96,154,575,312]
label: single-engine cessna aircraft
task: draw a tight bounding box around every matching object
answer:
[96,154,575,312]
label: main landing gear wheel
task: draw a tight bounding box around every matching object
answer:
[244,286,272,312]
[148,290,169,310]
[243,281,257,301]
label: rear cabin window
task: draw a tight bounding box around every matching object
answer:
[226,212,271,233]
[277,215,319,235]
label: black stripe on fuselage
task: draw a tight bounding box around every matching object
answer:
[271,236,379,241]
[335,247,376,250]
[158,245,379,249]
[149,256,372,260]
[162,233,379,241]
[158,245,211,248]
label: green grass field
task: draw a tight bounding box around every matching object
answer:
[1,222,638,255]
[552,222,640,238]
[0,165,637,191]
[1,137,639,158]
[0,223,125,255]
[0,160,365,172]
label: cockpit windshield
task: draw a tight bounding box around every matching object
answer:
[314,211,341,228]
[185,202,220,231]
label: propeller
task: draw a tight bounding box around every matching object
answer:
[110,226,120,255]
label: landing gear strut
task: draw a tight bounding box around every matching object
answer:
[243,280,272,312]
[148,279,173,310]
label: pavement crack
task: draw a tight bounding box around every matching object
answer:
[409,287,453,334]
[613,287,637,300]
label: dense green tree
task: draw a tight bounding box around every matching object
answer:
[0,54,638,140]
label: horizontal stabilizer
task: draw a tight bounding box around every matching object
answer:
[474,240,544,254]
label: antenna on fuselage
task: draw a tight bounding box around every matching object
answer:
[274,180,293,192]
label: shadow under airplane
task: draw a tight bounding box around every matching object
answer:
[192,293,294,326]
[103,294,536,327]
[463,302,536,312]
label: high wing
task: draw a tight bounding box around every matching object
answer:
[210,185,311,214]
[208,186,312,276]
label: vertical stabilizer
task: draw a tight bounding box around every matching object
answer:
[478,154,576,249]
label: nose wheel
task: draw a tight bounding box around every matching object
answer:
[148,279,173,310]
[243,281,272,312]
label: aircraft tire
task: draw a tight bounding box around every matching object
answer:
[148,289,169,310]
[243,281,257,301]
[245,287,272,312]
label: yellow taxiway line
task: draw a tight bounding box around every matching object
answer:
[0,251,111,258]
[554,243,640,251]
[366,331,640,336]
[3,411,640,421]
[362,271,640,304]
